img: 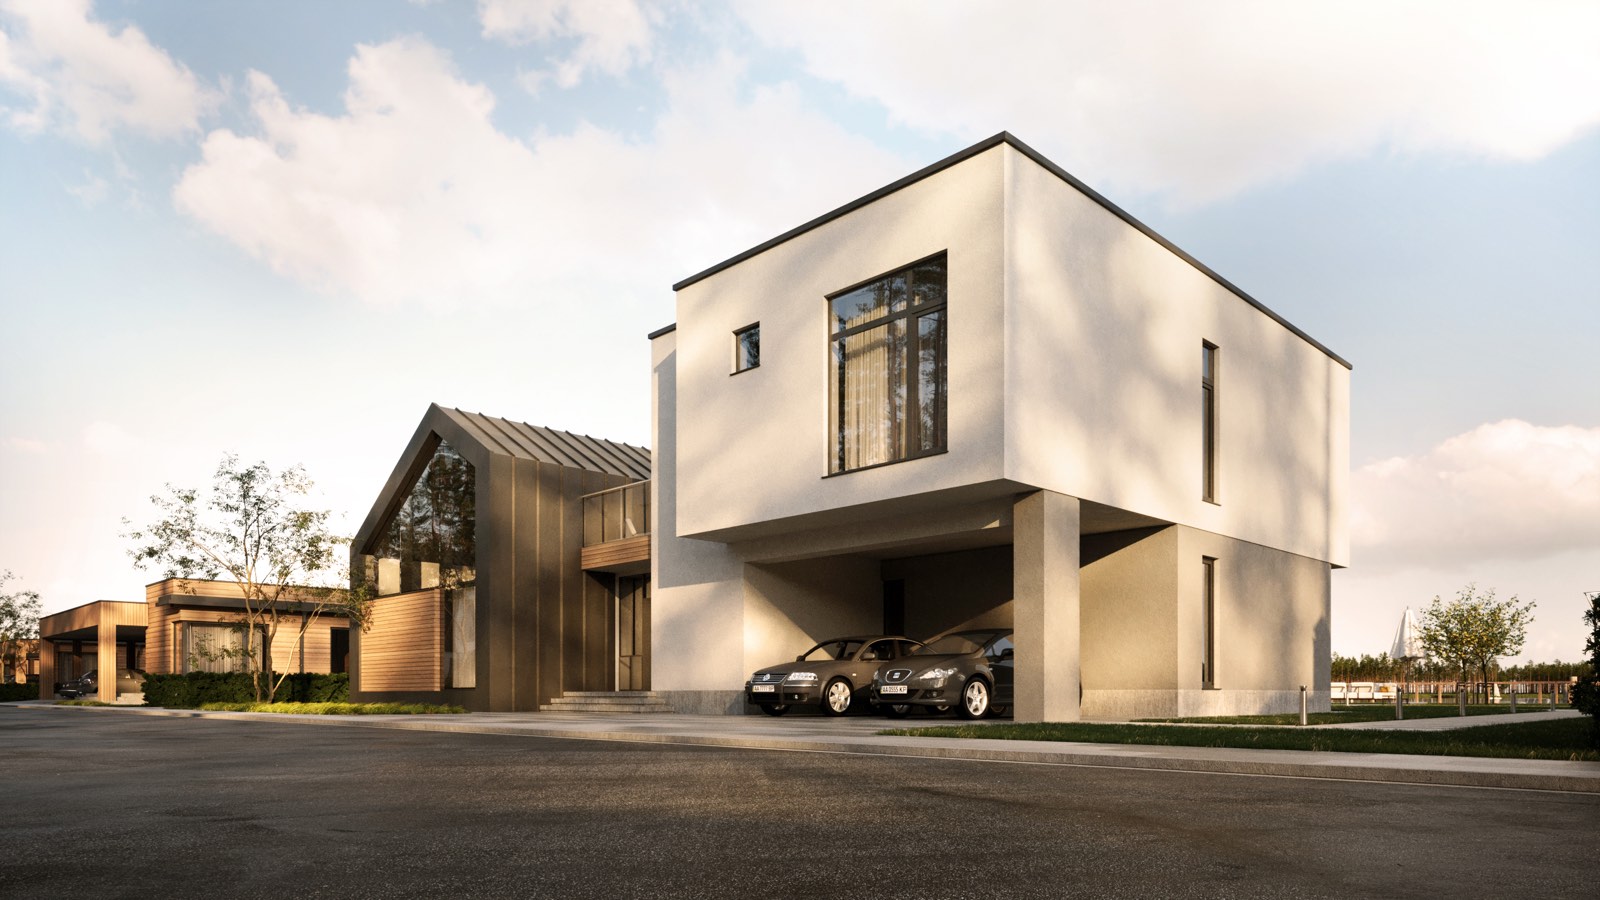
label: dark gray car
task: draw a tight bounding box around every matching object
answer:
[870,629,1014,719]
[745,636,924,716]
[57,668,147,700]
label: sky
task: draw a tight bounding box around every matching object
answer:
[2,0,1597,665]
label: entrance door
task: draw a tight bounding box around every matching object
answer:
[616,576,651,691]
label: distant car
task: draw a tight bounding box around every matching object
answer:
[871,629,1014,719]
[57,668,147,699]
[745,636,924,716]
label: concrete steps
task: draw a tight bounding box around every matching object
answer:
[540,691,676,714]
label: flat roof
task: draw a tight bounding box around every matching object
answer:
[669,132,1350,370]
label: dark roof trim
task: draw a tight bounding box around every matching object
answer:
[671,131,1350,370]
[647,322,677,340]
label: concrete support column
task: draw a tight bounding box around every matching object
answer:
[1013,489,1081,723]
[97,608,118,703]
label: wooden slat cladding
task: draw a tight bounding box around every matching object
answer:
[145,577,346,606]
[580,535,651,573]
[39,600,147,638]
[359,589,442,692]
[145,601,349,675]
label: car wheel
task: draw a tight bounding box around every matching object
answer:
[882,703,912,718]
[988,705,1010,719]
[822,678,853,716]
[759,703,789,717]
[959,677,991,719]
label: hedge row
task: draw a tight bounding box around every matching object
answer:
[0,682,37,702]
[141,672,349,708]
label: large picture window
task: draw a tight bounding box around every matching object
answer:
[367,439,476,597]
[828,254,947,473]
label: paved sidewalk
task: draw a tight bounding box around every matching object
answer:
[12,701,1600,794]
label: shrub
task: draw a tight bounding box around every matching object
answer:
[1573,593,1600,748]
[0,682,38,702]
[198,701,463,715]
[142,672,349,708]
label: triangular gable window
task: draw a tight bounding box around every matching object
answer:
[368,439,476,597]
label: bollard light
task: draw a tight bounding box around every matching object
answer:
[1299,685,1308,726]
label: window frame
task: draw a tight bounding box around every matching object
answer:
[1201,341,1219,504]
[1201,556,1217,689]
[824,251,949,475]
[732,322,760,374]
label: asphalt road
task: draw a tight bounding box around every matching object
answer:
[3,707,1595,899]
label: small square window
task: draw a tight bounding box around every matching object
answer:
[733,323,760,373]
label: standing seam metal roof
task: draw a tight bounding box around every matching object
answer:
[441,408,650,480]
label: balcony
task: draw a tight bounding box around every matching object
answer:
[580,480,651,575]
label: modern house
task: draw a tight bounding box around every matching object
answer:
[348,404,651,712]
[344,132,1347,722]
[37,579,351,702]
[647,132,1349,720]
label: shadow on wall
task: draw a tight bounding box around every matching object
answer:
[883,545,1014,640]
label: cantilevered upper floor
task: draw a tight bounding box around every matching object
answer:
[656,133,1349,567]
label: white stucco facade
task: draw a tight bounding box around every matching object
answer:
[650,134,1349,720]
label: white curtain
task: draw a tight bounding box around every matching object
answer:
[449,587,476,688]
[183,623,257,674]
[839,319,905,470]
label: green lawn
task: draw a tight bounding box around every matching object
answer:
[886,716,1598,762]
[1138,704,1568,726]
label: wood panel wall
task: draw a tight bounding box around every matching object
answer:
[144,579,349,675]
[359,588,442,692]
[579,535,651,573]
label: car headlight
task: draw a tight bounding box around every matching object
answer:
[784,671,818,684]
[914,667,959,685]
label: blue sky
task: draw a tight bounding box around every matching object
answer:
[3,0,1597,663]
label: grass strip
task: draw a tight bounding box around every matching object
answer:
[197,701,466,715]
[885,716,1597,762]
[1139,704,1570,726]
[55,699,113,707]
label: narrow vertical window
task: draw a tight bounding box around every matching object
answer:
[1201,556,1217,689]
[1201,341,1218,503]
[733,323,760,373]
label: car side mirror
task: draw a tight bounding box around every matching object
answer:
[796,655,806,662]
[999,648,1015,661]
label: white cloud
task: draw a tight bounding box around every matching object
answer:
[2,436,47,454]
[478,0,656,88]
[1351,420,1600,572]
[173,39,908,308]
[736,0,1600,205]
[64,167,107,205]
[83,420,136,456]
[0,0,216,143]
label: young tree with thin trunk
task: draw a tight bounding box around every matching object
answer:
[1418,585,1535,699]
[125,455,370,702]
[0,571,42,684]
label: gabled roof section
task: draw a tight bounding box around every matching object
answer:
[435,407,650,480]
[353,404,650,555]
[671,131,1350,371]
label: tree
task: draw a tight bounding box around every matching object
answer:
[0,571,42,684]
[1572,591,1600,748]
[1418,585,1535,696]
[125,455,370,702]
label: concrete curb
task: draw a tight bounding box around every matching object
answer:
[20,702,1600,794]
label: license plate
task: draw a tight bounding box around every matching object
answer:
[751,684,776,693]
[879,685,908,695]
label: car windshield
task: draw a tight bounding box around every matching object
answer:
[800,640,863,662]
[914,632,1001,656]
